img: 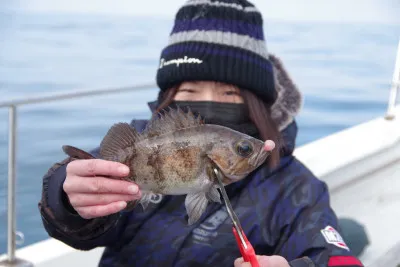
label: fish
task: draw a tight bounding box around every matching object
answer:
[62,107,270,225]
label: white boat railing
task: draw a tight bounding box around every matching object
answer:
[385,40,400,120]
[0,83,156,266]
[0,40,399,266]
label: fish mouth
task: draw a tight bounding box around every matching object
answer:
[223,173,242,181]
[249,147,269,167]
[220,172,245,185]
[209,147,268,185]
[209,161,244,185]
[211,152,267,185]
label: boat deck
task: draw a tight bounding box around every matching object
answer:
[330,157,400,266]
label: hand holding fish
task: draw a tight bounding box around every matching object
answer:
[63,159,140,219]
[62,107,274,224]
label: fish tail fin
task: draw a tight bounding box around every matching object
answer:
[99,122,140,161]
[62,145,96,160]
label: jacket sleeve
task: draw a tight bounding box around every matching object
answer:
[38,147,127,250]
[275,164,364,267]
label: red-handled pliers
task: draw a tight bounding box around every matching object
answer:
[212,167,260,267]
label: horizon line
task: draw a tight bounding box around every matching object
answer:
[3,9,399,26]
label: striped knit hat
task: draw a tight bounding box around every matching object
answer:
[156,0,277,104]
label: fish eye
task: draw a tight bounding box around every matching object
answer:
[235,140,253,157]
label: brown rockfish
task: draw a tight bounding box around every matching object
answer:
[62,107,270,225]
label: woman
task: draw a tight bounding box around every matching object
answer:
[38,1,365,266]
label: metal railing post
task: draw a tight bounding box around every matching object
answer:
[8,105,17,261]
[385,40,400,120]
[0,106,33,267]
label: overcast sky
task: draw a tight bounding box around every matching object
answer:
[3,0,400,24]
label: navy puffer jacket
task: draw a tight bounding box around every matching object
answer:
[38,102,363,267]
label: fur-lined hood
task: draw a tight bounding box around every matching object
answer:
[269,54,303,131]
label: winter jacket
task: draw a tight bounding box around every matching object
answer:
[38,102,364,267]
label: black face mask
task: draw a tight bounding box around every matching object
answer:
[167,100,260,138]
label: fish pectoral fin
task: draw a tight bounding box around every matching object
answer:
[185,192,209,225]
[206,186,221,203]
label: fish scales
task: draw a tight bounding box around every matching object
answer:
[129,126,212,192]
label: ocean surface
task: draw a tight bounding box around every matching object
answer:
[0,12,399,254]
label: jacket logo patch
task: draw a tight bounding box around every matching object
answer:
[192,208,229,246]
[321,225,349,250]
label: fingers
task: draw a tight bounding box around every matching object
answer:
[63,159,140,219]
[234,255,289,267]
[268,255,290,266]
[234,257,244,267]
[68,192,141,207]
[234,258,251,267]
[264,140,275,152]
[67,159,130,177]
[257,256,270,266]
[75,201,128,219]
[63,176,139,195]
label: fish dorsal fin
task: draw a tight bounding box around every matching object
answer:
[99,122,139,161]
[142,107,204,138]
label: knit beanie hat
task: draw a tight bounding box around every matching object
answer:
[156,0,277,104]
